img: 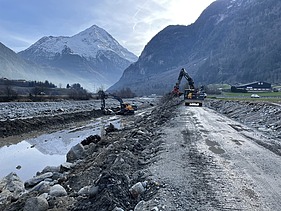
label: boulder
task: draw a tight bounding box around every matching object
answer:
[129,181,147,198]
[23,197,48,211]
[81,134,101,146]
[41,165,60,174]
[28,181,50,194]
[113,207,124,211]
[60,162,74,172]
[78,186,90,196]
[49,184,67,197]
[134,200,158,211]
[66,143,85,163]
[24,172,53,188]
[0,172,25,204]
[89,185,99,198]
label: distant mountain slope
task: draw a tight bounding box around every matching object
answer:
[18,25,137,90]
[0,42,88,87]
[0,42,40,79]
[108,0,281,95]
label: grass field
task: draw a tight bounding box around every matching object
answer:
[208,91,281,103]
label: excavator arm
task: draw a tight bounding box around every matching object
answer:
[98,90,124,110]
[98,90,135,115]
[176,68,195,89]
[172,68,195,95]
[172,68,205,106]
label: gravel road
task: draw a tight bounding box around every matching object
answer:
[149,105,281,210]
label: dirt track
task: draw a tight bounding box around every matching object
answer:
[1,98,281,210]
[148,105,281,210]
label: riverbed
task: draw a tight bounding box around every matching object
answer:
[0,115,122,181]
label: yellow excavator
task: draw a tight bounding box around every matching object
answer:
[172,68,205,106]
[98,90,136,115]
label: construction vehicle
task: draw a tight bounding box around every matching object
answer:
[172,68,205,106]
[98,90,136,115]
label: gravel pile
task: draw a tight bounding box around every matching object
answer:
[206,100,281,138]
[206,99,281,155]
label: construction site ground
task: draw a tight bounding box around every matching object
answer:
[1,97,281,210]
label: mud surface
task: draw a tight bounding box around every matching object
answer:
[1,97,281,210]
[0,98,156,141]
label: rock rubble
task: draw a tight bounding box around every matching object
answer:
[0,96,181,211]
[206,99,281,155]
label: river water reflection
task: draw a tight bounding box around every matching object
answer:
[0,116,122,181]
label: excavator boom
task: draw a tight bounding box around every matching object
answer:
[172,68,204,106]
[177,68,195,89]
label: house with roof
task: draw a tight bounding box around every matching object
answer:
[233,81,272,92]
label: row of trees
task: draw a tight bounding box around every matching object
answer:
[0,78,137,101]
[0,79,91,102]
[0,78,56,88]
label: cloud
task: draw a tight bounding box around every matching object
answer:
[0,0,216,55]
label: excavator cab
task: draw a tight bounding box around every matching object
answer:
[184,89,204,106]
[117,103,134,115]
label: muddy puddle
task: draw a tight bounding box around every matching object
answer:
[0,116,122,182]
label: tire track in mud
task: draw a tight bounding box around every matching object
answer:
[149,105,266,210]
[181,110,250,211]
[190,107,281,210]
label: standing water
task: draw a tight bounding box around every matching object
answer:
[0,116,122,181]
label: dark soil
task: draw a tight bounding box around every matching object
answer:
[0,109,103,138]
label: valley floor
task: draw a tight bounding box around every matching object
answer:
[1,98,281,210]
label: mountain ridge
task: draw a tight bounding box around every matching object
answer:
[16,25,137,91]
[108,0,281,95]
[22,25,136,63]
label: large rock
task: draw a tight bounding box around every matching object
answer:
[60,162,74,172]
[24,172,53,188]
[66,143,85,163]
[78,186,90,196]
[134,200,158,211]
[0,172,25,204]
[49,184,67,197]
[23,197,49,211]
[28,181,51,194]
[41,165,60,174]
[129,181,147,198]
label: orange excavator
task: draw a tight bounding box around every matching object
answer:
[98,90,136,115]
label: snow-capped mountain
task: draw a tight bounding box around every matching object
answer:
[18,25,137,90]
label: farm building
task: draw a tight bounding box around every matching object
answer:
[234,81,272,92]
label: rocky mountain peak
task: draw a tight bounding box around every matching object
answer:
[2,25,138,90]
[20,25,137,63]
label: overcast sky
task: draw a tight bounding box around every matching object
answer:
[0,0,216,56]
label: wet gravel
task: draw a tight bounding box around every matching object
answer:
[0,97,158,138]
[1,97,281,210]
[0,95,180,211]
